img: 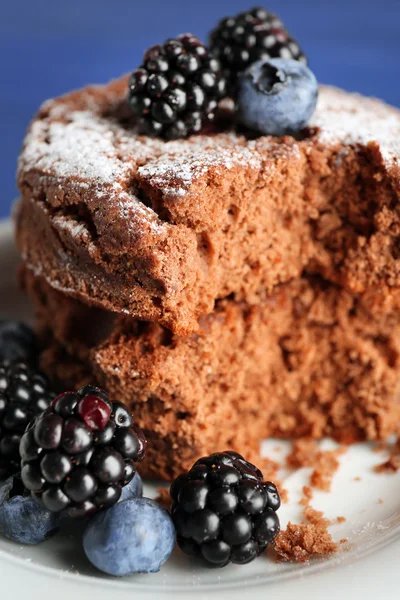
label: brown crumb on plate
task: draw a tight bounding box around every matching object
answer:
[374,436,400,473]
[299,485,313,506]
[286,438,319,469]
[286,438,346,492]
[374,456,400,473]
[274,522,338,563]
[310,447,346,492]
[374,441,389,453]
[304,506,331,528]
[337,516,346,523]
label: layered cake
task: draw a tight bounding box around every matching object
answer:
[22,268,400,479]
[14,16,400,483]
[16,79,400,334]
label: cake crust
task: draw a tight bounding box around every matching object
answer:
[16,77,400,333]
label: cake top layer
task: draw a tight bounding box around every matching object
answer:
[18,76,400,243]
[19,76,400,190]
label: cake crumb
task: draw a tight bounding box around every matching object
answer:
[340,538,348,545]
[337,516,346,523]
[299,485,313,506]
[279,486,289,504]
[374,441,388,453]
[354,476,361,481]
[287,439,346,492]
[299,483,346,533]
[374,456,400,473]
[274,522,338,563]
[286,438,318,469]
[374,437,400,473]
[304,506,331,528]
[155,487,172,511]
[378,498,384,504]
[310,447,346,491]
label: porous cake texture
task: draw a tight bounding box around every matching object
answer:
[16,77,400,334]
[23,269,400,480]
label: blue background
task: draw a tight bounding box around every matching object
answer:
[1,0,399,217]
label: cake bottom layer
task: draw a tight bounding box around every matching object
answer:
[22,268,400,480]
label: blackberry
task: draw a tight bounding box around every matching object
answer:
[20,385,147,518]
[170,451,280,567]
[128,34,227,139]
[0,360,54,479]
[0,320,37,364]
[209,7,306,94]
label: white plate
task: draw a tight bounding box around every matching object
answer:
[0,218,399,600]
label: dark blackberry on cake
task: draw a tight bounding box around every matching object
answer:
[0,360,54,479]
[128,34,227,139]
[209,7,307,94]
[170,451,280,567]
[19,385,146,518]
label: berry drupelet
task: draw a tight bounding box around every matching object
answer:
[209,7,306,95]
[128,34,227,139]
[0,320,37,364]
[170,451,280,567]
[0,360,54,479]
[20,385,146,518]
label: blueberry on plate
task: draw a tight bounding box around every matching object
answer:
[120,472,143,502]
[0,476,61,544]
[83,497,176,576]
[237,58,318,136]
[0,320,37,364]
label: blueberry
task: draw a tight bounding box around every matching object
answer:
[119,473,143,501]
[0,321,36,363]
[83,498,176,576]
[0,476,60,544]
[237,58,318,136]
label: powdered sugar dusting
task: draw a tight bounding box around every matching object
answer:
[18,80,400,247]
[311,86,400,166]
[112,189,164,234]
[52,215,91,241]
[20,110,134,187]
[138,147,262,197]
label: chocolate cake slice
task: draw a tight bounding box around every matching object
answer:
[16,77,400,334]
[23,269,400,480]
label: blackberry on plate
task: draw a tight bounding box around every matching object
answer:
[0,360,54,479]
[170,451,280,567]
[20,385,146,518]
[128,34,227,139]
[209,6,306,94]
[0,320,37,364]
